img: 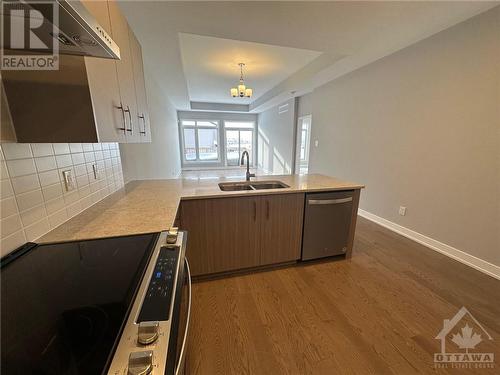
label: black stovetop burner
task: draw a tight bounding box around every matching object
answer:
[1,233,158,375]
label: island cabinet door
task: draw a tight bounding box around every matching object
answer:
[259,193,305,265]
[180,197,261,276]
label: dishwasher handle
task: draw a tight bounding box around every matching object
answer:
[308,197,353,205]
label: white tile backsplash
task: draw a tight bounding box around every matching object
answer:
[11,174,40,194]
[38,169,60,187]
[0,142,124,257]
[6,158,37,177]
[0,179,14,198]
[31,143,54,157]
[69,143,83,153]
[2,143,32,160]
[52,143,70,155]
[1,197,18,218]
[55,154,73,168]
[16,189,44,212]
[35,156,57,172]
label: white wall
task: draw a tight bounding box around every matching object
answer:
[120,73,181,181]
[309,7,500,266]
[257,98,296,174]
[297,93,313,118]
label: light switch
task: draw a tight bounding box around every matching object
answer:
[314,140,319,147]
[62,170,75,191]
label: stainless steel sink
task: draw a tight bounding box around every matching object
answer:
[218,182,254,191]
[250,181,289,190]
[218,180,290,191]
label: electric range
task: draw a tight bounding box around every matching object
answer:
[1,229,191,375]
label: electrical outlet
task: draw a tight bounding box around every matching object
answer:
[399,206,407,216]
[62,170,75,191]
[314,140,319,147]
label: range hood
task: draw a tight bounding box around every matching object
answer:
[1,0,120,59]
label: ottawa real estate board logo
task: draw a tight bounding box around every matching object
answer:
[1,1,59,70]
[434,306,495,369]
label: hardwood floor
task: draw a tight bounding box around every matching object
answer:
[185,217,500,374]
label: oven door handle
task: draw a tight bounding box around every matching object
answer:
[175,258,192,375]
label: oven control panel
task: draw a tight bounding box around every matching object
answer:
[107,231,186,375]
[137,246,178,322]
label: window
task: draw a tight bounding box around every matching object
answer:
[296,115,311,174]
[180,120,220,163]
[224,121,255,166]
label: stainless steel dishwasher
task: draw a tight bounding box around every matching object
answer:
[301,190,355,260]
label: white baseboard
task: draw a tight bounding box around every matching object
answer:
[357,209,500,280]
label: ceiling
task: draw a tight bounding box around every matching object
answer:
[118,1,498,112]
[179,33,321,104]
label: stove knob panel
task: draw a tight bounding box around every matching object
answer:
[128,350,153,375]
[137,321,159,345]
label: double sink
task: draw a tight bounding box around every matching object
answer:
[219,180,290,191]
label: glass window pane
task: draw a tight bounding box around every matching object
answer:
[196,120,218,127]
[183,128,196,161]
[226,130,239,166]
[240,130,253,163]
[300,129,307,160]
[197,129,218,160]
[225,121,255,129]
[181,120,196,126]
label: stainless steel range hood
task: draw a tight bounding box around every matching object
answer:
[1,0,120,59]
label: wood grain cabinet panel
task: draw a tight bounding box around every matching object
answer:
[180,196,260,276]
[180,193,305,276]
[259,193,304,265]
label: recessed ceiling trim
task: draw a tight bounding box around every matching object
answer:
[190,101,250,113]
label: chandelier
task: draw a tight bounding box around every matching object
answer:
[230,63,253,98]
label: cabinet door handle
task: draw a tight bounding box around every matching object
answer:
[266,200,270,220]
[139,114,146,135]
[116,104,126,134]
[308,197,353,205]
[124,106,133,133]
[253,200,257,221]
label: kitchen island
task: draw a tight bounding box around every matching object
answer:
[39,174,363,276]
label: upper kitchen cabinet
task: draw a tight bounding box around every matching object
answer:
[129,30,151,142]
[0,75,16,142]
[0,0,149,144]
[82,0,127,143]
[107,0,141,143]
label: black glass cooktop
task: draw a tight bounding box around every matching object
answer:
[1,233,158,375]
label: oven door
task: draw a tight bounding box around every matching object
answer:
[166,257,192,375]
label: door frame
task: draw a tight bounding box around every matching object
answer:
[294,115,312,174]
[223,127,256,167]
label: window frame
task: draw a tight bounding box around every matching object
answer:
[222,121,256,167]
[179,119,221,165]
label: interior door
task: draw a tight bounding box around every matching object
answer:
[260,193,305,265]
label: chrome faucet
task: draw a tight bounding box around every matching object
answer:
[240,151,255,181]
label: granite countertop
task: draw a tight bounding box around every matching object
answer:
[38,173,364,243]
